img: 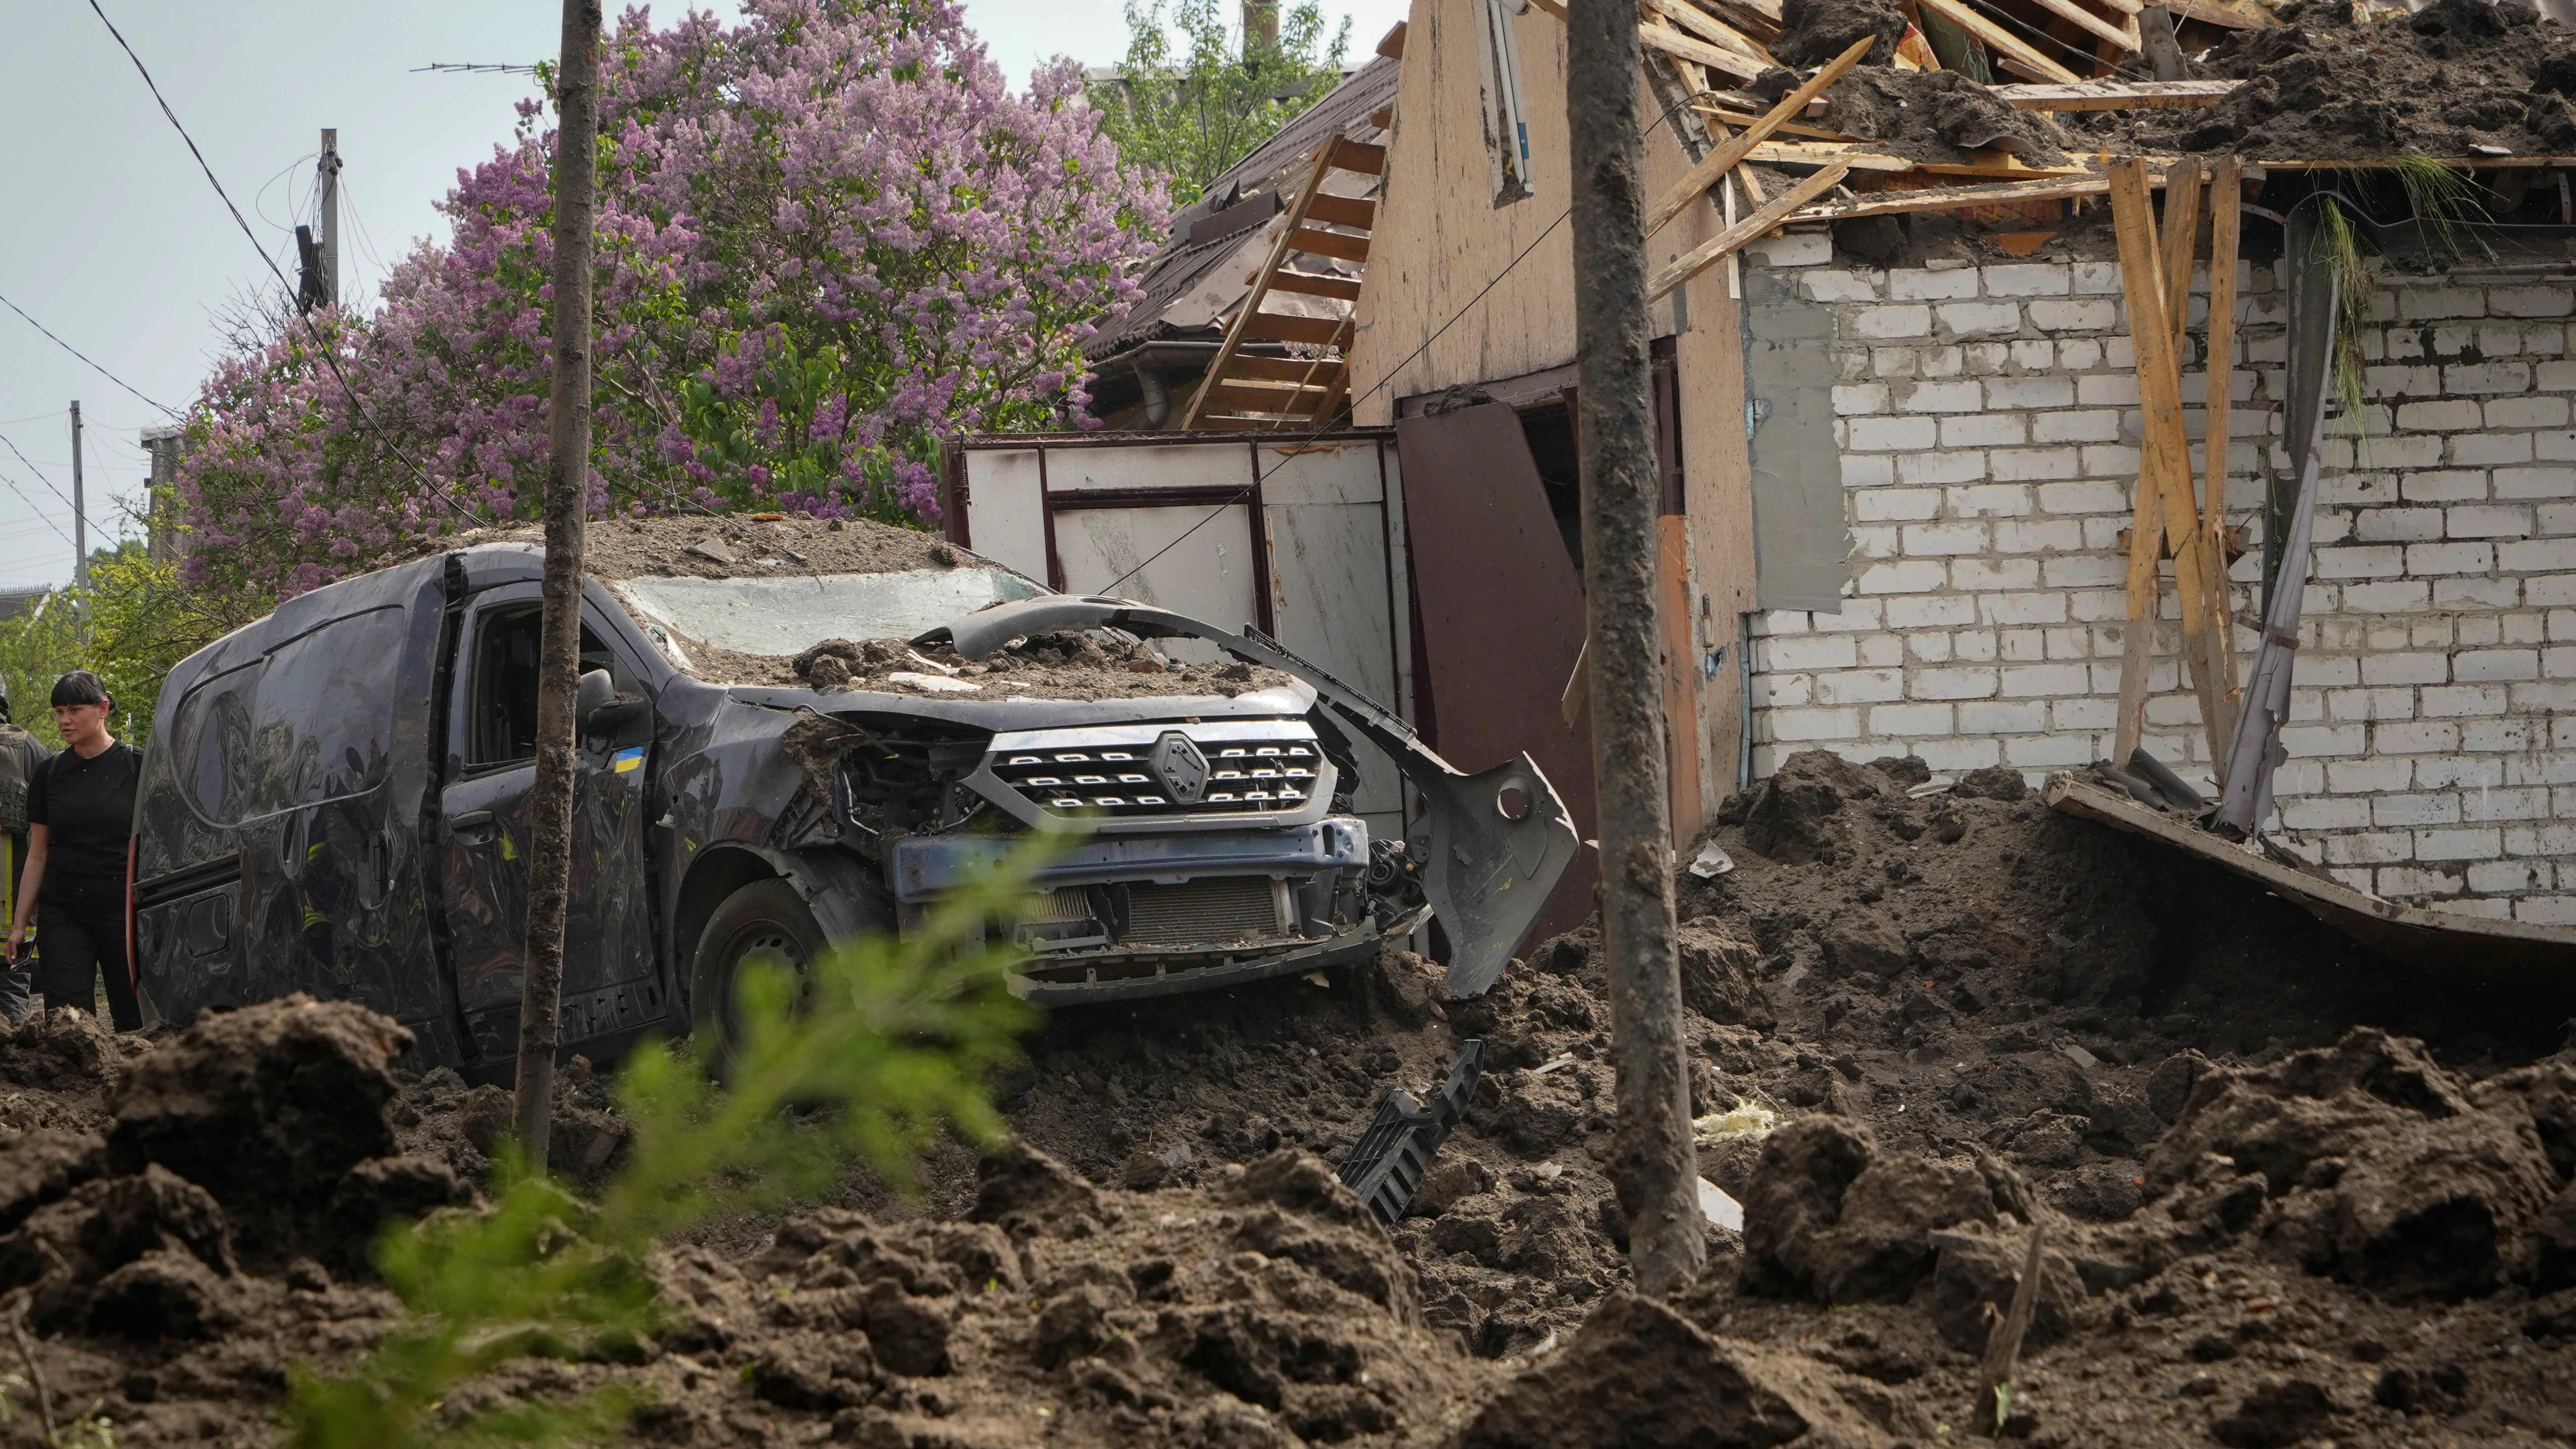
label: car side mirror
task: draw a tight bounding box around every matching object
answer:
[577,668,648,739]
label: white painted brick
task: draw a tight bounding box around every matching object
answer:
[1995,520,2083,553]
[2500,537,2576,572]
[1814,601,1886,631]
[2507,823,2576,856]
[2494,466,2576,498]
[1854,560,1947,594]
[1850,525,1899,560]
[1852,306,1934,340]
[1799,269,1882,303]
[2488,395,2572,427]
[2070,261,2121,295]
[1889,269,1979,301]
[2325,832,2413,865]
[1760,635,1858,670]
[1988,447,2083,482]
[2313,545,2405,579]
[1882,595,1978,629]
[1984,376,2076,409]
[2043,555,2125,589]
[2058,339,2104,370]
[2396,399,2485,431]
[1896,451,1988,485]
[1915,738,2001,769]
[2003,733,2094,767]
[2281,723,2368,756]
[2028,299,2117,332]
[2448,432,2534,465]
[1962,343,2013,375]
[2054,696,2116,730]
[2533,574,2576,606]
[2397,288,2486,320]
[1900,522,1987,556]
[1952,557,2041,590]
[1954,630,1998,662]
[1982,263,2069,298]
[2029,409,2120,445]
[2463,786,2551,820]
[1910,667,1999,700]
[2455,648,2541,682]
[2436,577,2521,609]
[1944,484,2029,517]
[1868,703,1954,735]
[1897,379,1983,413]
[2035,480,2127,514]
[2543,504,2576,534]
[2379,866,2465,897]
[2452,504,2535,538]
[2415,827,2501,861]
[1938,302,2020,337]
[1939,414,2027,447]
[2421,684,2509,716]
[2355,510,2446,543]
[1755,672,1811,707]
[2445,361,2533,394]
[2469,859,2549,893]
[1841,454,1897,487]
[2376,793,2462,827]
[1847,416,1937,451]
[2329,757,2414,792]
[1958,700,2047,733]
[2009,340,2054,370]
[1833,383,1889,416]
[1853,488,1942,521]
[2079,444,2142,479]
[1998,663,2088,696]
[2405,541,2495,575]
[1745,231,1832,267]
[1814,669,1906,704]
[2518,896,2576,924]
[1768,707,1861,741]
[1979,592,2070,625]
[2487,285,2574,318]
[1998,629,2045,662]
[2281,797,2371,830]
[2401,470,2492,503]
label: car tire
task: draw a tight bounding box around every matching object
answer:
[690,877,829,1062]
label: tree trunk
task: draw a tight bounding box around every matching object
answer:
[1564,0,1703,1296]
[513,0,604,1165]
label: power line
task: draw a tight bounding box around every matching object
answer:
[0,291,180,420]
[0,472,75,548]
[0,430,110,541]
[81,0,491,531]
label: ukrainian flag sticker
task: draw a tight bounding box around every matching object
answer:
[613,746,646,774]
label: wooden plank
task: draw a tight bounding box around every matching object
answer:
[1645,33,1875,237]
[2109,158,2227,760]
[2203,154,2246,756]
[1658,515,1704,851]
[2112,164,2165,764]
[1204,381,1330,411]
[2257,156,2576,170]
[1641,0,1775,64]
[1650,164,1851,301]
[1375,20,1405,58]
[1289,225,1370,263]
[1914,0,2082,83]
[1991,79,2235,109]
[2159,155,2202,349]
[1368,104,1395,130]
[1305,193,1377,229]
[1912,158,2087,178]
[1745,140,1916,171]
[1786,169,2163,221]
[2167,0,2276,28]
[1181,137,1340,428]
[1266,269,1364,302]
[2023,0,2138,52]
[1528,0,1569,18]
[1697,106,1857,142]
[1221,354,1347,382]
[1330,138,1388,176]
[1238,310,1349,346]
[1639,19,1769,84]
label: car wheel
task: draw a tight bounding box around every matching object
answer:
[690,877,829,1061]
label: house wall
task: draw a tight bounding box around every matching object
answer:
[1737,235,2576,925]
[1352,0,1762,807]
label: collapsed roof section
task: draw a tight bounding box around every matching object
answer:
[1083,54,1400,425]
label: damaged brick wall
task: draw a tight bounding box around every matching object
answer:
[1736,234,2576,925]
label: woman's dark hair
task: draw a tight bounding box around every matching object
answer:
[49,670,110,710]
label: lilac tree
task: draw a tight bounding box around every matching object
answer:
[180,0,1166,600]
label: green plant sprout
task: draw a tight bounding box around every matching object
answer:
[282,832,1068,1448]
[2308,158,2493,445]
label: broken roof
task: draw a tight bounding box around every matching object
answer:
[1084,56,1399,367]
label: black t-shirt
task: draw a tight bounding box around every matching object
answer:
[1,728,52,909]
[28,741,141,908]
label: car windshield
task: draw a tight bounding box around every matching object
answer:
[615,567,1046,656]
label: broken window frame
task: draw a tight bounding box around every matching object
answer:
[1474,0,1536,208]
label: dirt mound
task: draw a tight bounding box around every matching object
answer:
[2137,1027,2563,1300]
[1772,0,1909,68]
[387,510,957,582]
[2148,0,2576,158]
[1816,67,2073,165]
[769,630,1298,702]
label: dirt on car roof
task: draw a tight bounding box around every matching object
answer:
[395,510,964,582]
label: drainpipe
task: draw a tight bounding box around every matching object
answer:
[1138,369,1173,429]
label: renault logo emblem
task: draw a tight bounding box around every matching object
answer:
[1152,731,1208,804]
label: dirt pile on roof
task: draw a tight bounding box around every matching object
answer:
[2140,0,2576,159]
[692,629,1302,703]
[395,510,961,582]
[1814,66,2075,165]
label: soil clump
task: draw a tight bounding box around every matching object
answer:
[388,511,959,582]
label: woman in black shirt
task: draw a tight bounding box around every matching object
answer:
[3,671,142,1029]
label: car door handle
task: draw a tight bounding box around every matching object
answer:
[450,810,496,833]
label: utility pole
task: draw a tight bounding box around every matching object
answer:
[1565,0,1702,1295]
[317,129,342,306]
[512,0,602,1165]
[69,401,86,592]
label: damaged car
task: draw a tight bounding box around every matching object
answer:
[131,518,1578,1075]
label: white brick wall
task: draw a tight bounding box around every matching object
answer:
[1743,249,2576,925]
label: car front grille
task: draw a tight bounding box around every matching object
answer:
[1123,878,1289,945]
[980,720,1331,823]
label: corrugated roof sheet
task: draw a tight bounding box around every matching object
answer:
[1085,56,1399,364]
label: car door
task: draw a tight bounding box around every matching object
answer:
[437,588,659,1069]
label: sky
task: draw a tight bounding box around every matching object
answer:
[0,0,1408,594]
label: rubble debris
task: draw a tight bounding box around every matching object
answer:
[682,536,737,565]
[1815,66,2076,164]
[1336,1040,1486,1225]
[764,629,1297,702]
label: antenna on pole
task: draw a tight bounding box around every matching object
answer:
[413,61,539,74]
